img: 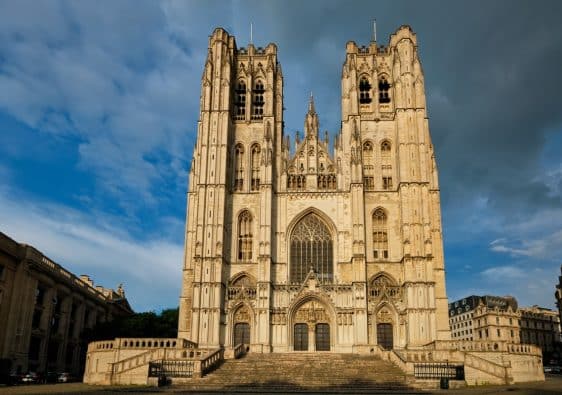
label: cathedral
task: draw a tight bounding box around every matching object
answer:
[178,25,451,353]
[84,26,545,387]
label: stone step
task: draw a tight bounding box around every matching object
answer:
[176,353,414,392]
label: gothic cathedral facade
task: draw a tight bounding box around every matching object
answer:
[178,26,451,353]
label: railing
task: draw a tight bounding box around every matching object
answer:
[423,340,542,356]
[414,363,465,380]
[233,343,246,359]
[464,353,507,380]
[148,360,194,378]
[201,348,224,376]
[112,348,163,375]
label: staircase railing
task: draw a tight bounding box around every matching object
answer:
[200,348,224,376]
[464,352,509,383]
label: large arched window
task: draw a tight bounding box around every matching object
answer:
[238,211,253,261]
[290,213,333,284]
[234,144,244,191]
[234,80,246,120]
[252,80,265,120]
[372,208,389,260]
[250,144,260,191]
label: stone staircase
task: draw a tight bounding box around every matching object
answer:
[177,353,420,392]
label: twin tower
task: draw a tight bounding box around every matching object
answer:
[179,26,451,353]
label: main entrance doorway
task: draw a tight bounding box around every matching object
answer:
[315,323,330,351]
[377,323,393,350]
[294,323,308,351]
[234,323,250,346]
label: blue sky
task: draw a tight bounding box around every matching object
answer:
[1,0,561,312]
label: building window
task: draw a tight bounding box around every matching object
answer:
[250,144,261,191]
[359,76,372,104]
[234,144,245,191]
[290,213,333,284]
[363,141,374,190]
[0,264,4,280]
[497,329,501,337]
[372,208,389,260]
[252,80,265,120]
[382,176,393,190]
[381,140,391,156]
[234,80,246,120]
[379,76,391,104]
[238,210,253,261]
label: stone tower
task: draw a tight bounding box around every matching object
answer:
[179,25,450,352]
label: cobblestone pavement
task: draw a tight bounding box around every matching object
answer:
[1,375,561,394]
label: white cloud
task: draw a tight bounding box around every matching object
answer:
[0,1,199,212]
[0,188,183,311]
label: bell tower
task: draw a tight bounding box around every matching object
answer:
[178,28,284,348]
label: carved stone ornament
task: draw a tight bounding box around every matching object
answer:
[294,300,328,324]
[234,305,251,323]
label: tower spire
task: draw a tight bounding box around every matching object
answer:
[308,93,316,114]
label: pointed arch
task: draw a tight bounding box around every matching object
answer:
[372,207,389,260]
[378,74,391,104]
[237,210,253,262]
[368,272,400,299]
[362,140,375,190]
[252,79,265,120]
[229,272,257,287]
[288,210,335,284]
[234,143,245,191]
[359,74,372,104]
[250,143,261,191]
[234,79,246,120]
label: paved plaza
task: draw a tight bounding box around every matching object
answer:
[1,375,562,395]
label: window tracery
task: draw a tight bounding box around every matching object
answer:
[238,210,253,261]
[252,80,265,120]
[369,274,400,299]
[372,208,389,260]
[359,76,372,104]
[290,213,333,284]
[234,80,246,120]
[379,76,391,104]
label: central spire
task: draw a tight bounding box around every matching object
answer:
[308,92,316,114]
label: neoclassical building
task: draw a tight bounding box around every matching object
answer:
[0,232,132,376]
[178,25,451,353]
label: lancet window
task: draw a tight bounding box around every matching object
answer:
[250,144,260,191]
[234,144,245,191]
[359,76,372,104]
[290,213,333,284]
[238,210,253,261]
[372,208,389,260]
[252,80,265,120]
[234,80,246,120]
[381,140,391,156]
[379,76,391,104]
[363,141,375,190]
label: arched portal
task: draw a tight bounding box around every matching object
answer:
[291,298,333,352]
[375,305,396,350]
[289,212,334,284]
[232,304,252,349]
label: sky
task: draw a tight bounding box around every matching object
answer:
[1,0,562,312]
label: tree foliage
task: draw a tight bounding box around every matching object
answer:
[83,307,179,342]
